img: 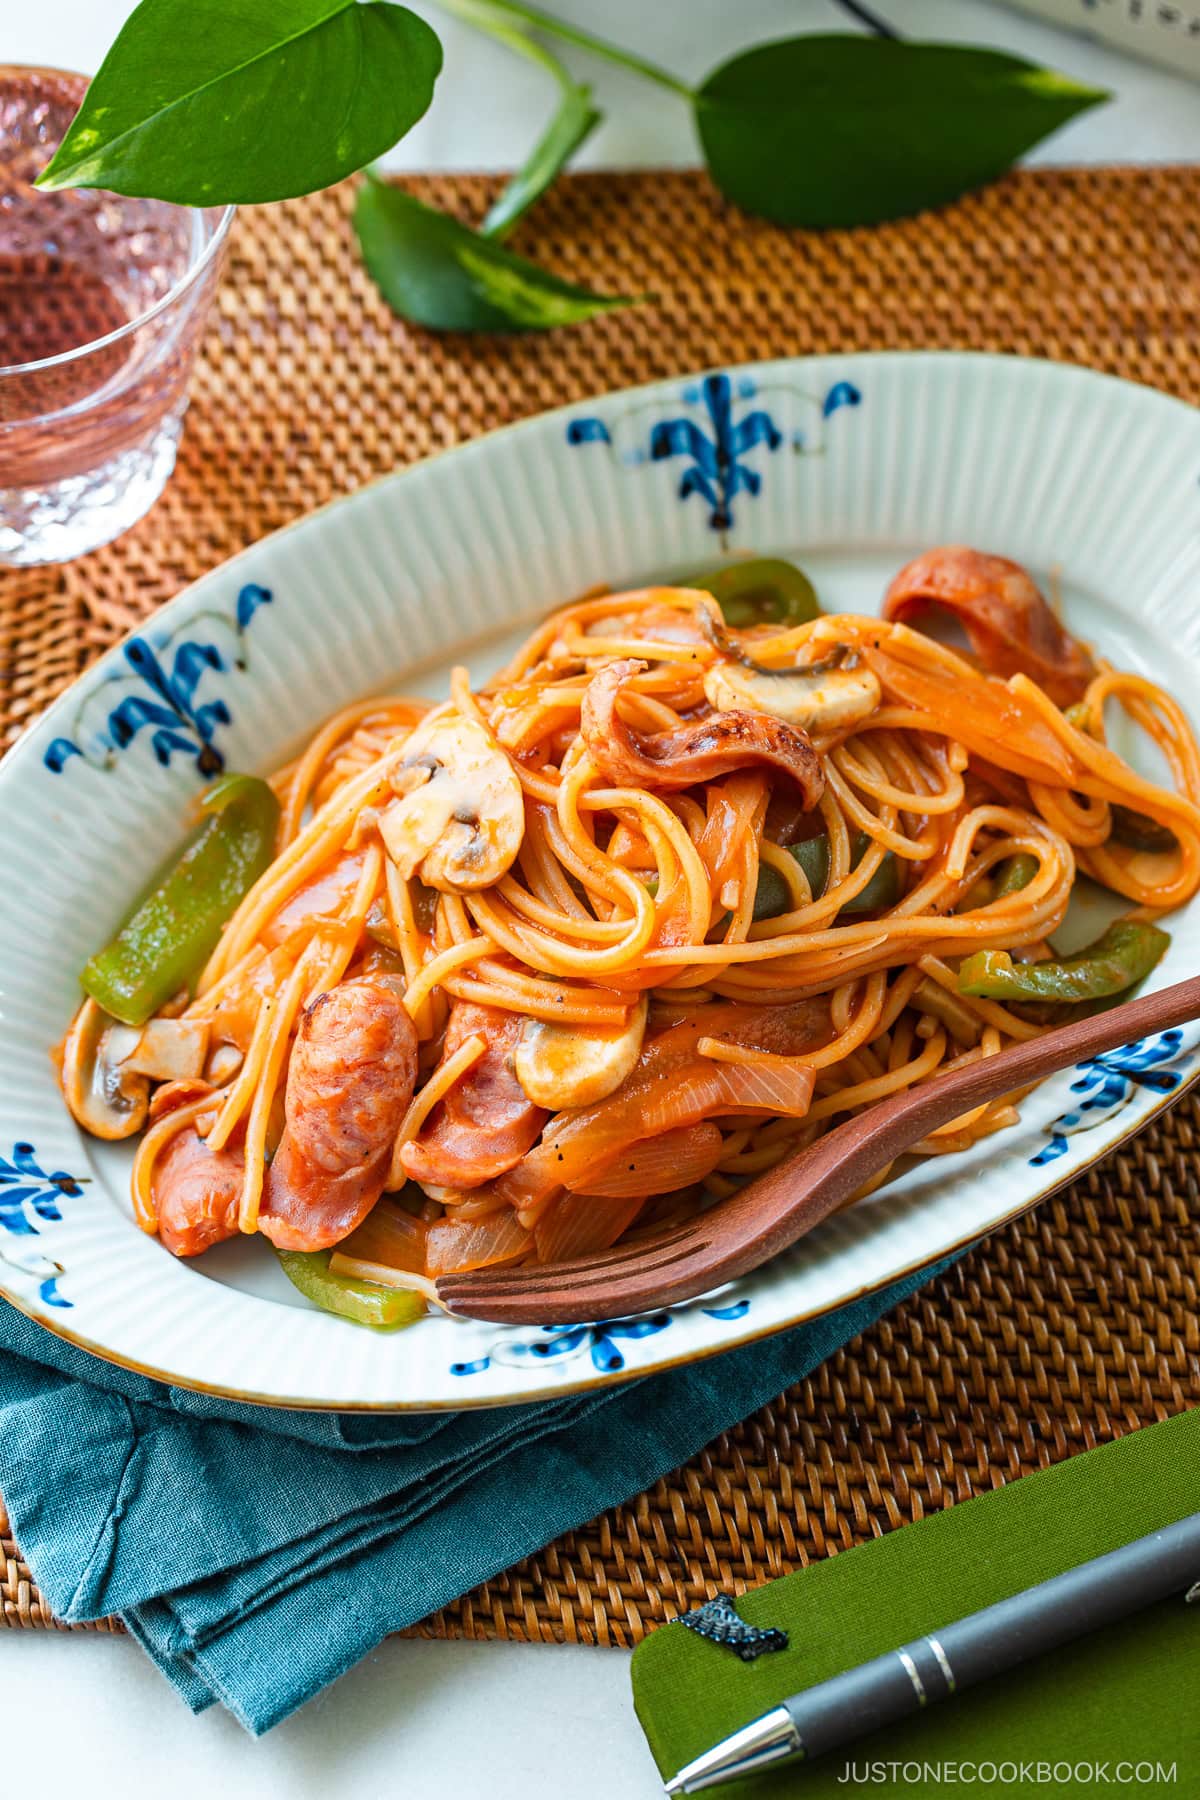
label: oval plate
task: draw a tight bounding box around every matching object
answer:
[3,352,1200,1411]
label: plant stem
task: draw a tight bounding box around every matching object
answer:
[435,0,693,97]
[436,0,570,85]
[832,0,900,37]
[433,0,603,241]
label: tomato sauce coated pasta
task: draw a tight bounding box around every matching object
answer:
[58,550,1200,1319]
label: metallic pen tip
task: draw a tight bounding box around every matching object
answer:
[659,1707,802,1794]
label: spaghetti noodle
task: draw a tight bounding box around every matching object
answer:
[58,547,1200,1320]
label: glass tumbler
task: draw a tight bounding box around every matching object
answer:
[0,67,232,565]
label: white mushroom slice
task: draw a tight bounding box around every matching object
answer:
[582,609,705,648]
[703,659,880,733]
[514,997,648,1110]
[206,1042,245,1085]
[122,1017,210,1082]
[379,713,525,893]
[61,998,150,1141]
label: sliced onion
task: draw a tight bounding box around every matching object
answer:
[206,1042,245,1085]
[338,1195,427,1275]
[491,1004,825,1221]
[707,1058,814,1116]
[424,1209,532,1276]
[568,1121,723,1198]
[534,1190,647,1263]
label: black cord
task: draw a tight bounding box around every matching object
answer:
[833,0,900,38]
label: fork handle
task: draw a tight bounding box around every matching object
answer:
[722,971,1200,1277]
[437,973,1200,1322]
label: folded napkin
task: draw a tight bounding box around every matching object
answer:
[0,1252,954,1735]
[633,1407,1200,1798]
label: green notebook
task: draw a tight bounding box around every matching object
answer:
[633,1408,1199,1798]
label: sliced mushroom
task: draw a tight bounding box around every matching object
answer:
[122,1017,210,1082]
[206,1042,245,1086]
[61,998,150,1141]
[704,654,880,733]
[378,712,525,892]
[582,603,706,648]
[514,996,648,1111]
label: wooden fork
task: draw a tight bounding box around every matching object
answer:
[435,972,1200,1325]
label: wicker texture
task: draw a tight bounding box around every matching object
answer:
[3,166,1199,1638]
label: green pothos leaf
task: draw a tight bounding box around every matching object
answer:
[695,36,1109,229]
[37,0,442,204]
[354,175,638,332]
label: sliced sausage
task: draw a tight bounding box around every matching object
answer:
[255,1129,388,1253]
[258,977,419,1252]
[285,976,419,1173]
[582,657,824,803]
[400,1002,547,1190]
[882,546,1096,707]
[155,1128,244,1259]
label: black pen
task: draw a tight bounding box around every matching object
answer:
[664,1512,1200,1794]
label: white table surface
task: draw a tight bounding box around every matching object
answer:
[4,3,1199,1794]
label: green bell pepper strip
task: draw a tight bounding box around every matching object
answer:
[686,557,820,629]
[788,831,900,913]
[850,854,901,914]
[751,862,791,922]
[786,833,831,900]
[957,919,1170,1004]
[1108,804,1178,854]
[993,852,1039,898]
[754,832,900,920]
[275,1249,426,1331]
[81,773,280,1028]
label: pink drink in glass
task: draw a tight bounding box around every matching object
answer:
[0,67,232,564]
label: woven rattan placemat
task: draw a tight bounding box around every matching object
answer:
[3,167,1200,1641]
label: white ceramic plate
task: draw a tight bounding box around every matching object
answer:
[3,352,1199,1411]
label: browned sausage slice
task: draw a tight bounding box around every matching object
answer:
[882,546,1096,707]
[258,977,419,1252]
[155,1129,244,1259]
[255,1128,389,1252]
[285,976,419,1173]
[400,1002,547,1190]
[581,657,824,803]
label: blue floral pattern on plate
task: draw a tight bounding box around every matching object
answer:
[1030,1030,1192,1167]
[450,1296,751,1377]
[566,371,861,531]
[0,1142,85,1309]
[45,582,272,777]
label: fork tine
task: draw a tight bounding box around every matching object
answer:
[437,971,1200,1327]
[438,1227,693,1290]
[438,1232,708,1301]
[439,1220,701,1290]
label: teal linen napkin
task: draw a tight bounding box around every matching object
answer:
[0,1255,954,1734]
